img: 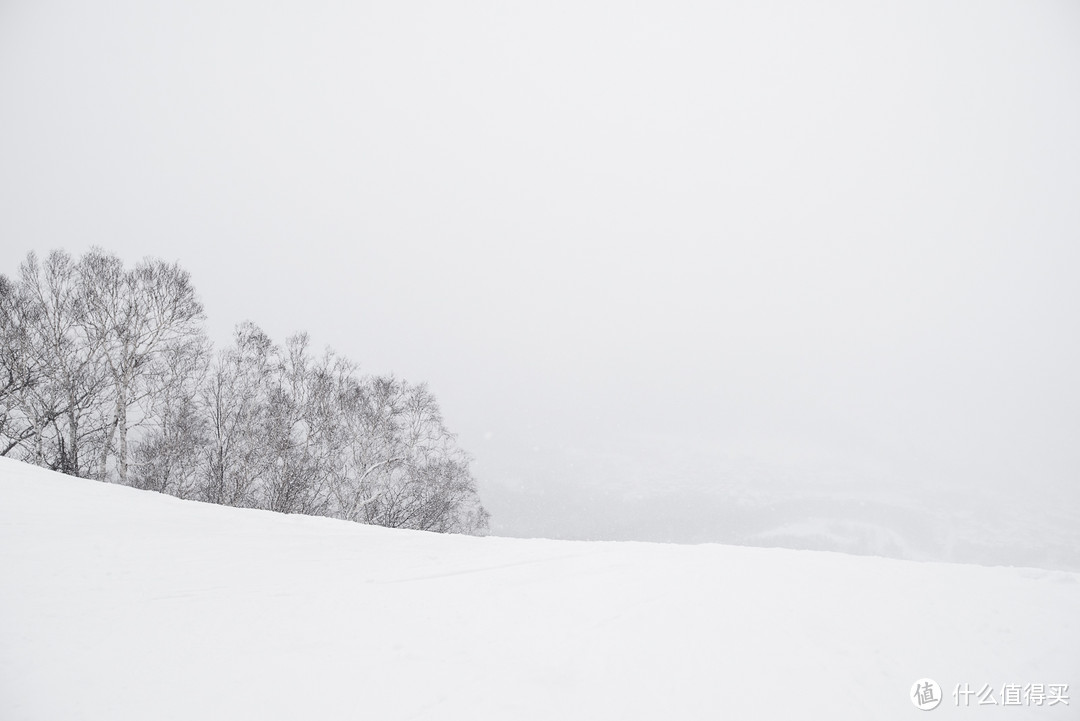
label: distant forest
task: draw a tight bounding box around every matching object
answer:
[0,249,489,534]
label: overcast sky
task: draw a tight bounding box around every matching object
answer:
[2,0,1078,543]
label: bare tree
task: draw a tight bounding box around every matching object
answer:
[0,252,109,474]
[330,374,409,522]
[333,376,489,534]
[78,250,204,483]
[201,321,276,507]
[257,333,358,516]
[22,251,110,476]
[129,332,211,497]
[0,272,42,457]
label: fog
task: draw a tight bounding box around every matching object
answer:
[2,0,1078,566]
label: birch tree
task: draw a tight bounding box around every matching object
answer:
[333,376,489,534]
[0,252,109,474]
[201,321,275,506]
[0,272,41,457]
[79,250,204,483]
[129,332,211,497]
[21,251,109,476]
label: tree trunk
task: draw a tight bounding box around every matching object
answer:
[99,396,120,481]
[32,417,44,466]
[117,386,128,483]
[67,406,79,477]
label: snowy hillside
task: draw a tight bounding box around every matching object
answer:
[1,457,1076,720]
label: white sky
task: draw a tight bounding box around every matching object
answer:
[2,0,1078,541]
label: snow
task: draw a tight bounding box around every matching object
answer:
[1,456,1076,720]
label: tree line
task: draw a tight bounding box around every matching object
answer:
[0,249,489,534]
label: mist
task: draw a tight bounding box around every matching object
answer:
[2,0,1078,567]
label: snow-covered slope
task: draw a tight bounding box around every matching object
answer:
[1,457,1076,720]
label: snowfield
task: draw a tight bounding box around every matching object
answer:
[1,457,1076,720]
